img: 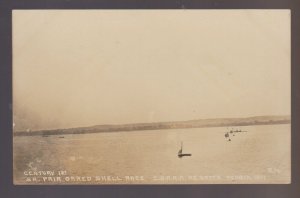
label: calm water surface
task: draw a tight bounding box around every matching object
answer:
[14,124,290,184]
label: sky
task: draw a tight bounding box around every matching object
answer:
[13,10,291,130]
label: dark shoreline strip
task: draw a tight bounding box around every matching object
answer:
[13,119,291,137]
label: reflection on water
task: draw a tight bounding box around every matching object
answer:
[13,124,290,184]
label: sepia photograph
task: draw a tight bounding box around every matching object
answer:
[12,10,291,184]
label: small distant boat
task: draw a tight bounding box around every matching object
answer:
[225,130,231,141]
[231,128,247,133]
[58,136,65,138]
[178,142,192,158]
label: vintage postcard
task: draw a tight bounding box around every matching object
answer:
[13,10,291,184]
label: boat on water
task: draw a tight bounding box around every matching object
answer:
[225,132,231,141]
[178,142,192,158]
[229,128,247,134]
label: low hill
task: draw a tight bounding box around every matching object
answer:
[13,115,291,136]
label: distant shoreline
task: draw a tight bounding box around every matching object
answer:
[13,115,290,137]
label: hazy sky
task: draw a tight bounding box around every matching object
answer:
[13,10,290,130]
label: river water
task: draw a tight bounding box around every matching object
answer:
[13,124,290,184]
